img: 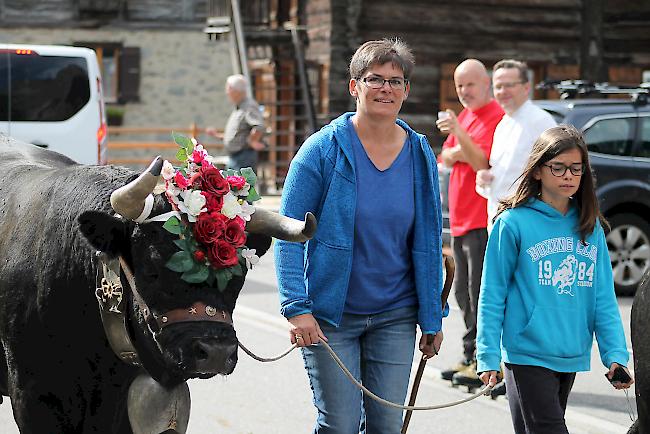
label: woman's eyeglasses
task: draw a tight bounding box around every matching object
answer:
[359,76,408,90]
[543,162,585,177]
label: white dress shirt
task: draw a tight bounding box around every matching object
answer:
[481,100,557,230]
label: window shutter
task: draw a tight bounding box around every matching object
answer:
[118,47,140,103]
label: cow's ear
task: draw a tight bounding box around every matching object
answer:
[78,211,129,257]
[245,233,272,257]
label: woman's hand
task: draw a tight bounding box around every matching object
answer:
[479,370,499,387]
[606,362,634,389]
[288,313,327,347]
[419,331,443,358]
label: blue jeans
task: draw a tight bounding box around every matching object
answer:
[301,306,417,434]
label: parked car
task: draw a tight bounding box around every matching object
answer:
[439,82,650,295]
[0,44,107,164]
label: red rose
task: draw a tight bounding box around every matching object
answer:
[224,219,247,247]
[189,172,202,188]
[200,166,230,196]
[192,149,206,164]
[207,239,239,268]
[226,175,247,190]
[201,191,223,212]
[193,250,206,262]
[193,212,226,244]
[174,172,190,189]
[234,216,246,229]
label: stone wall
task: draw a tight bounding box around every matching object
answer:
[1,27,234,130]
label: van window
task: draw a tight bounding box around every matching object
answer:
[0,53,90,122]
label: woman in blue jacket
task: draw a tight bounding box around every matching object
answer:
[274,38,444,433]
[477,125,633,433]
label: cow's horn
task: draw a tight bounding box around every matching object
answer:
[110,157,163,220]
[246,208,317,242]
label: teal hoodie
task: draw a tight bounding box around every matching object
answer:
[476,198,629,373]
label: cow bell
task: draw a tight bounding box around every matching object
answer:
[127,373,190,434]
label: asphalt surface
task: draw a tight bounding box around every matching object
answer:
[0,196,637,433]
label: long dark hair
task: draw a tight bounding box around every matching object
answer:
[496,124,608,242]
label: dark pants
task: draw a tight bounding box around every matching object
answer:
[228,148,258,172]
[504,363,576,434]
[451,228,488,361]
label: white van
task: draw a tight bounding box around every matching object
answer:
[0,44,107,164]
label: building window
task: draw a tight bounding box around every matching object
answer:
[75,42,140,103]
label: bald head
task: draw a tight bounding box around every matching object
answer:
[453,59,492,110]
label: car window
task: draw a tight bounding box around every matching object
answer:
[637,116,650,158]
[0,53,90,122]
[583,117,635,156]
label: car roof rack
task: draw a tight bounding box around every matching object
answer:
[536,80,648,105]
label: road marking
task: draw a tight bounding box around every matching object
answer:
[235,303,632,434]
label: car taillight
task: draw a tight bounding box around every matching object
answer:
[97,122,107,163]
[96,77,107,165]
[0,49,38,55]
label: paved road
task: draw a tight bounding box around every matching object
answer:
[0,235,637,433]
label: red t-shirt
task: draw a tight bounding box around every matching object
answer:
[442,100,504,237]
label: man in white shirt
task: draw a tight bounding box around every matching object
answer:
[476,60,557,231]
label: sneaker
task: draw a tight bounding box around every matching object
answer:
[451,361,484,388]
[440,359,472,381]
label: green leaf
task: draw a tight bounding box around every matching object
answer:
[176,147,188,162]
[166,251,194,272]
[216,269,230,292]
[230,264,244,277]
[172,132,192,149]
[206,269,216,286]
[223,169,237,177]
[240,167,257,186]
[181,265,210,283]
[173,238,191,251]
[185,142,194,155]
[163,216,182,234]
[246,186,261,202]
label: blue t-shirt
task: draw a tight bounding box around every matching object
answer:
[344,121,417,314]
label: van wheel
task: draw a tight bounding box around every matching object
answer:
[606,213,650,296]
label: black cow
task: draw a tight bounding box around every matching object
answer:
[630,269,650,433]
[0,135,315,433]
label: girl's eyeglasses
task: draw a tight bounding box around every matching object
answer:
[543,163,585,177]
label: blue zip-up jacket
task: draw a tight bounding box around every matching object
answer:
[274,113,445,333]
[476,199,629,373]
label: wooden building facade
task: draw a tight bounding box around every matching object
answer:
[297,0,650,143]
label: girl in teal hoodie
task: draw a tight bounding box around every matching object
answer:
[476,125,633,433]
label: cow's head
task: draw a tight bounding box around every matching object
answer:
[78,158,315,386]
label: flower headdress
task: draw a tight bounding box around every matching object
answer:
[158,133,261,290]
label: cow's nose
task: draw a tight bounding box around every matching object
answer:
[191,339,238,375]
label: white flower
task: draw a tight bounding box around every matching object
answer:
[236,183,251,197]
[165,182,182,202]
[220,192,243,219]
[161,160,175,180]
[178,190,207,222]
[191,137,198,146]
[238,201,255,222]
[186,162,199,177]
[203,155,217,166]
[241,248,260,269]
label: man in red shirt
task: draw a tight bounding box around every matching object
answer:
[437,59,504,386]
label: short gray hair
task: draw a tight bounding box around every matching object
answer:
[493,59,529,83]
[226,74,248,92]
[349,38,415,80]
